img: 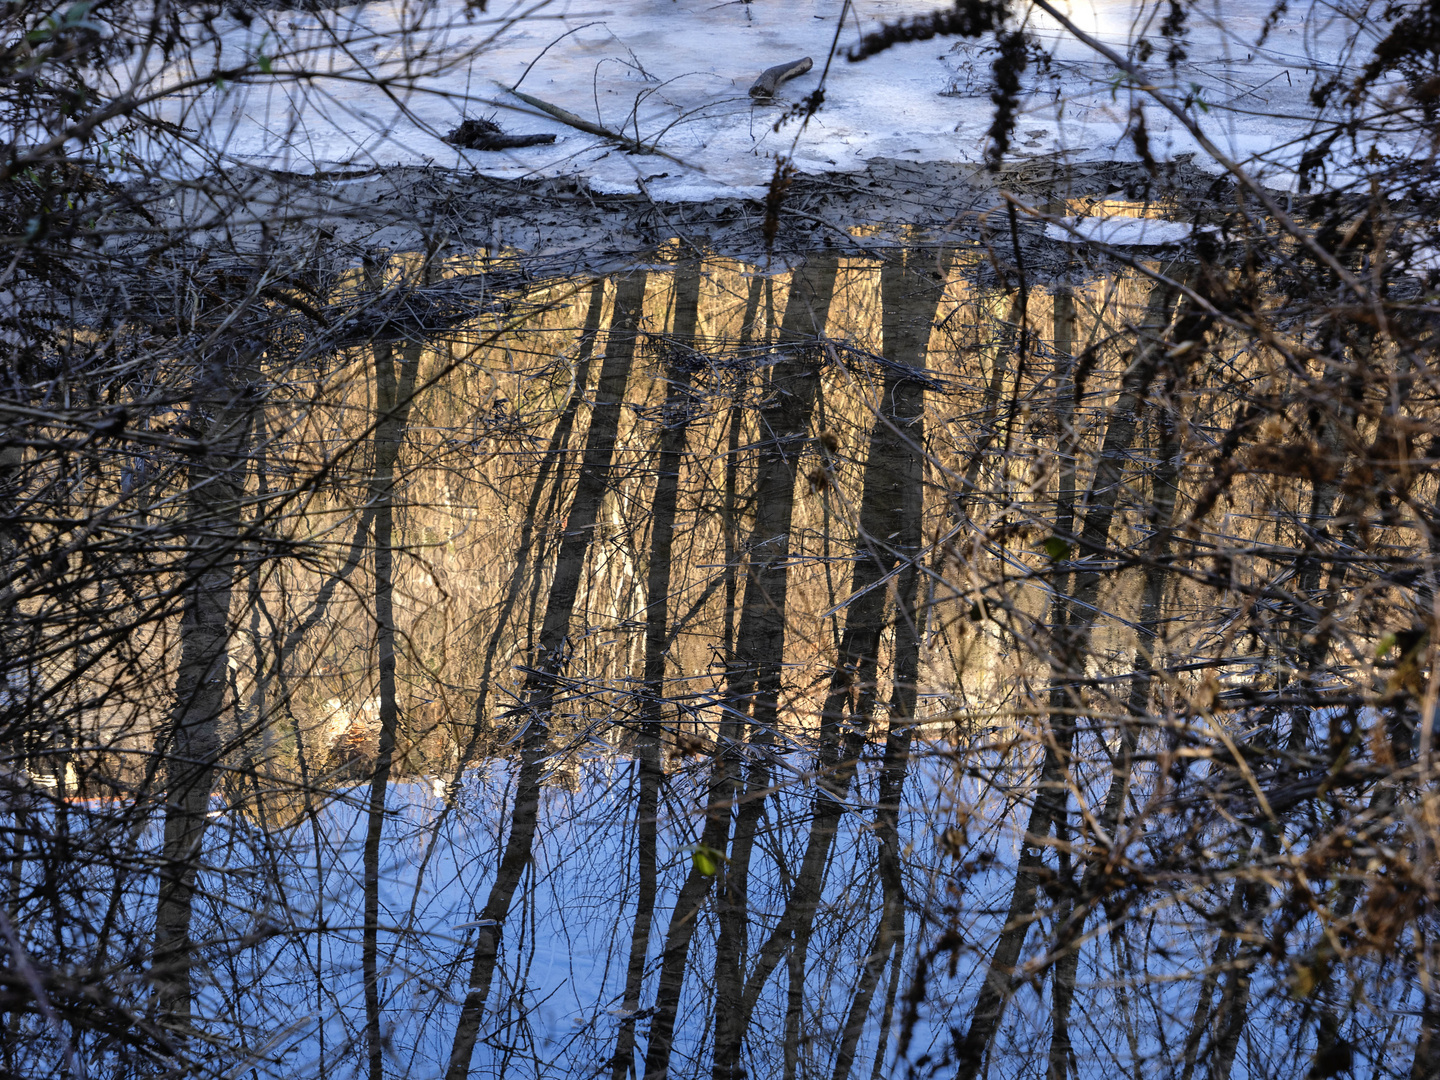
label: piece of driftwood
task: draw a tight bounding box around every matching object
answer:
[505,87,650,154]
[499,85,687,163]
[443,117,557,151]
[749,56,813,99]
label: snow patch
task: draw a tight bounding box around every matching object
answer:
[126,0,1391,201]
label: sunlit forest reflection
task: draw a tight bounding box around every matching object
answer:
[10,240,1434,1080]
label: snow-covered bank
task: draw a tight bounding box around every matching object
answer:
[145,0,1388,202]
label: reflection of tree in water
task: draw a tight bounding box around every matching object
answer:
[6,4,1440,1075]
[5,233,1440,1078]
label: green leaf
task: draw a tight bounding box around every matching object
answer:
[1041,536,1071,560]
[255,30,274,75]
[27,19,56,44]
[1377,632,1397,659]
[690,844,725,876]
[62,3,94,29]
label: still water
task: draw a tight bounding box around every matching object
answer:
[13,242,1429,1080]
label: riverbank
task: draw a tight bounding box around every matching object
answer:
[142,153,1236,279]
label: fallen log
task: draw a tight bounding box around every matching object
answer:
[504,86,652,154]
[496,84,687,164]
[750,56,813,99]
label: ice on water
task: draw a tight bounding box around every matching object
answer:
[149,0,1383,203]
